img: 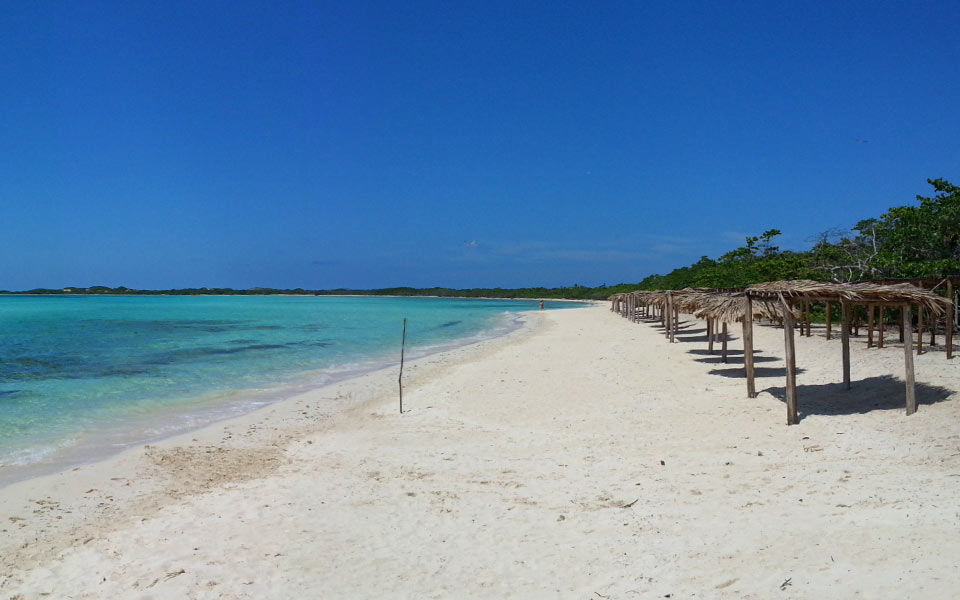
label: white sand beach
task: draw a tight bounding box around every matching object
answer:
[2,303,959,599]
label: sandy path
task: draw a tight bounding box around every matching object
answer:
[2,304,959,599]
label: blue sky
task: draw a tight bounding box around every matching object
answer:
[2,1,958,290]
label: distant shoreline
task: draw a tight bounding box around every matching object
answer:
[0,293,597,303]
[0,283,616,300]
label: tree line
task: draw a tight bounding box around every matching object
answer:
[634,178,959,291]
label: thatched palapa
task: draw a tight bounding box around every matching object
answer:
[744,280,952,424]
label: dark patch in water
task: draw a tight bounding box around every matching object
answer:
[438,320,462,328]
[0,357,89,382]
[299,323,330,332]
[228,339,258,344]
[144,344,287,365]
[100,367,152,377]
[11,357,61,368]
[0,389,21,398]
[287,340,333,348]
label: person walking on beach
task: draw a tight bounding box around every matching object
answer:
[539,300,544,310]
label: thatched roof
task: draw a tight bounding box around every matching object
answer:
[692,291,791,323]
[746,280,952,314]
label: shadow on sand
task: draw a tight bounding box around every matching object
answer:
[762,374,955,418]
[708,366,806,378]
[694,355,779,365]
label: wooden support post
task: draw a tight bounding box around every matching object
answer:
[878,308,885,348]
[948,279,955,360]
[841,301,851,390]
[806,301,812,337]
[721,322,729,363]
[903,304,916,415]
[664,296,671,339]
[672,306,679,343]
[708,318,715,353]
[744,296,757,398]
[917,307,924,355]
[826,302,832,340]
[783,298,798,425]
[867,304,874,348]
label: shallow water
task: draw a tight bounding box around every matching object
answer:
[0,295,579,485]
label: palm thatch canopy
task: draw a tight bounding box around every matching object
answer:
[692,291,790,323]
[746,280,952,314]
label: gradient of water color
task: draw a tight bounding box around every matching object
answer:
[0,295,581,486]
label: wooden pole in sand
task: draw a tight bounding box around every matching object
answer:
[664,295,670,339]
[917,307,924,355]
[841,301,851,390]
[399,318,407,414]
[825,302,832,340]
[708,318,714,353]
[782,297,798,425]
[673,304,679,343]
[743,296,757,398]
[878,308,885,348]
[947,279,955,360]
[903,304,916,415]
[867,304,875,348]
[721,321,728,363]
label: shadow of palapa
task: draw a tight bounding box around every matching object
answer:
[694,355,779,365]
[761,374,955,418]
[709,366,806,378]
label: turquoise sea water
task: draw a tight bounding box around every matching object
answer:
[0,295,579,486]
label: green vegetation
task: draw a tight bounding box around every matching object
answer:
[2,179,956,300]
[634,178,959,291]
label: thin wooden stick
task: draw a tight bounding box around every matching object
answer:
[399,318,407,414]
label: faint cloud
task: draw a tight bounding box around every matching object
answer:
[464,240,479,248]
[450,239,655,265]
[310,259,341,266]
[719,231,748,244]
